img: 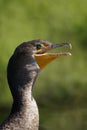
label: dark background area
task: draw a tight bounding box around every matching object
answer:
[0,0,87,130]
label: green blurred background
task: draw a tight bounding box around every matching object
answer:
[0,0,87,130]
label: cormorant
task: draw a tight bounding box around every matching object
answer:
[0,40,71,130]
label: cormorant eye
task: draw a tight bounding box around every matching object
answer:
[36,44,42,50]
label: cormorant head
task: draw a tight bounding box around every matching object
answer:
[11,39,72,70]
[8,39,72,72]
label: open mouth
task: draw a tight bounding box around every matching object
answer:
[35,42,72,69]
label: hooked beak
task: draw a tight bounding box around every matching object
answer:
[35,42,72,69]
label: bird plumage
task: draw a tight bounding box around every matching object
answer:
[0,40,71,130]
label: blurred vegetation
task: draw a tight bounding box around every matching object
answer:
[0,0,87,130]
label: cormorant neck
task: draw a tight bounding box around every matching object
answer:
[7,54,40,113]
[5,55,40,130]
[11,70,38,113]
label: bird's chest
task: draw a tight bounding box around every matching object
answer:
[14,99,39,130]
[1,99,39,130]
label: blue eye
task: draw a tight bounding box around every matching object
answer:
[36,44,42,50]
